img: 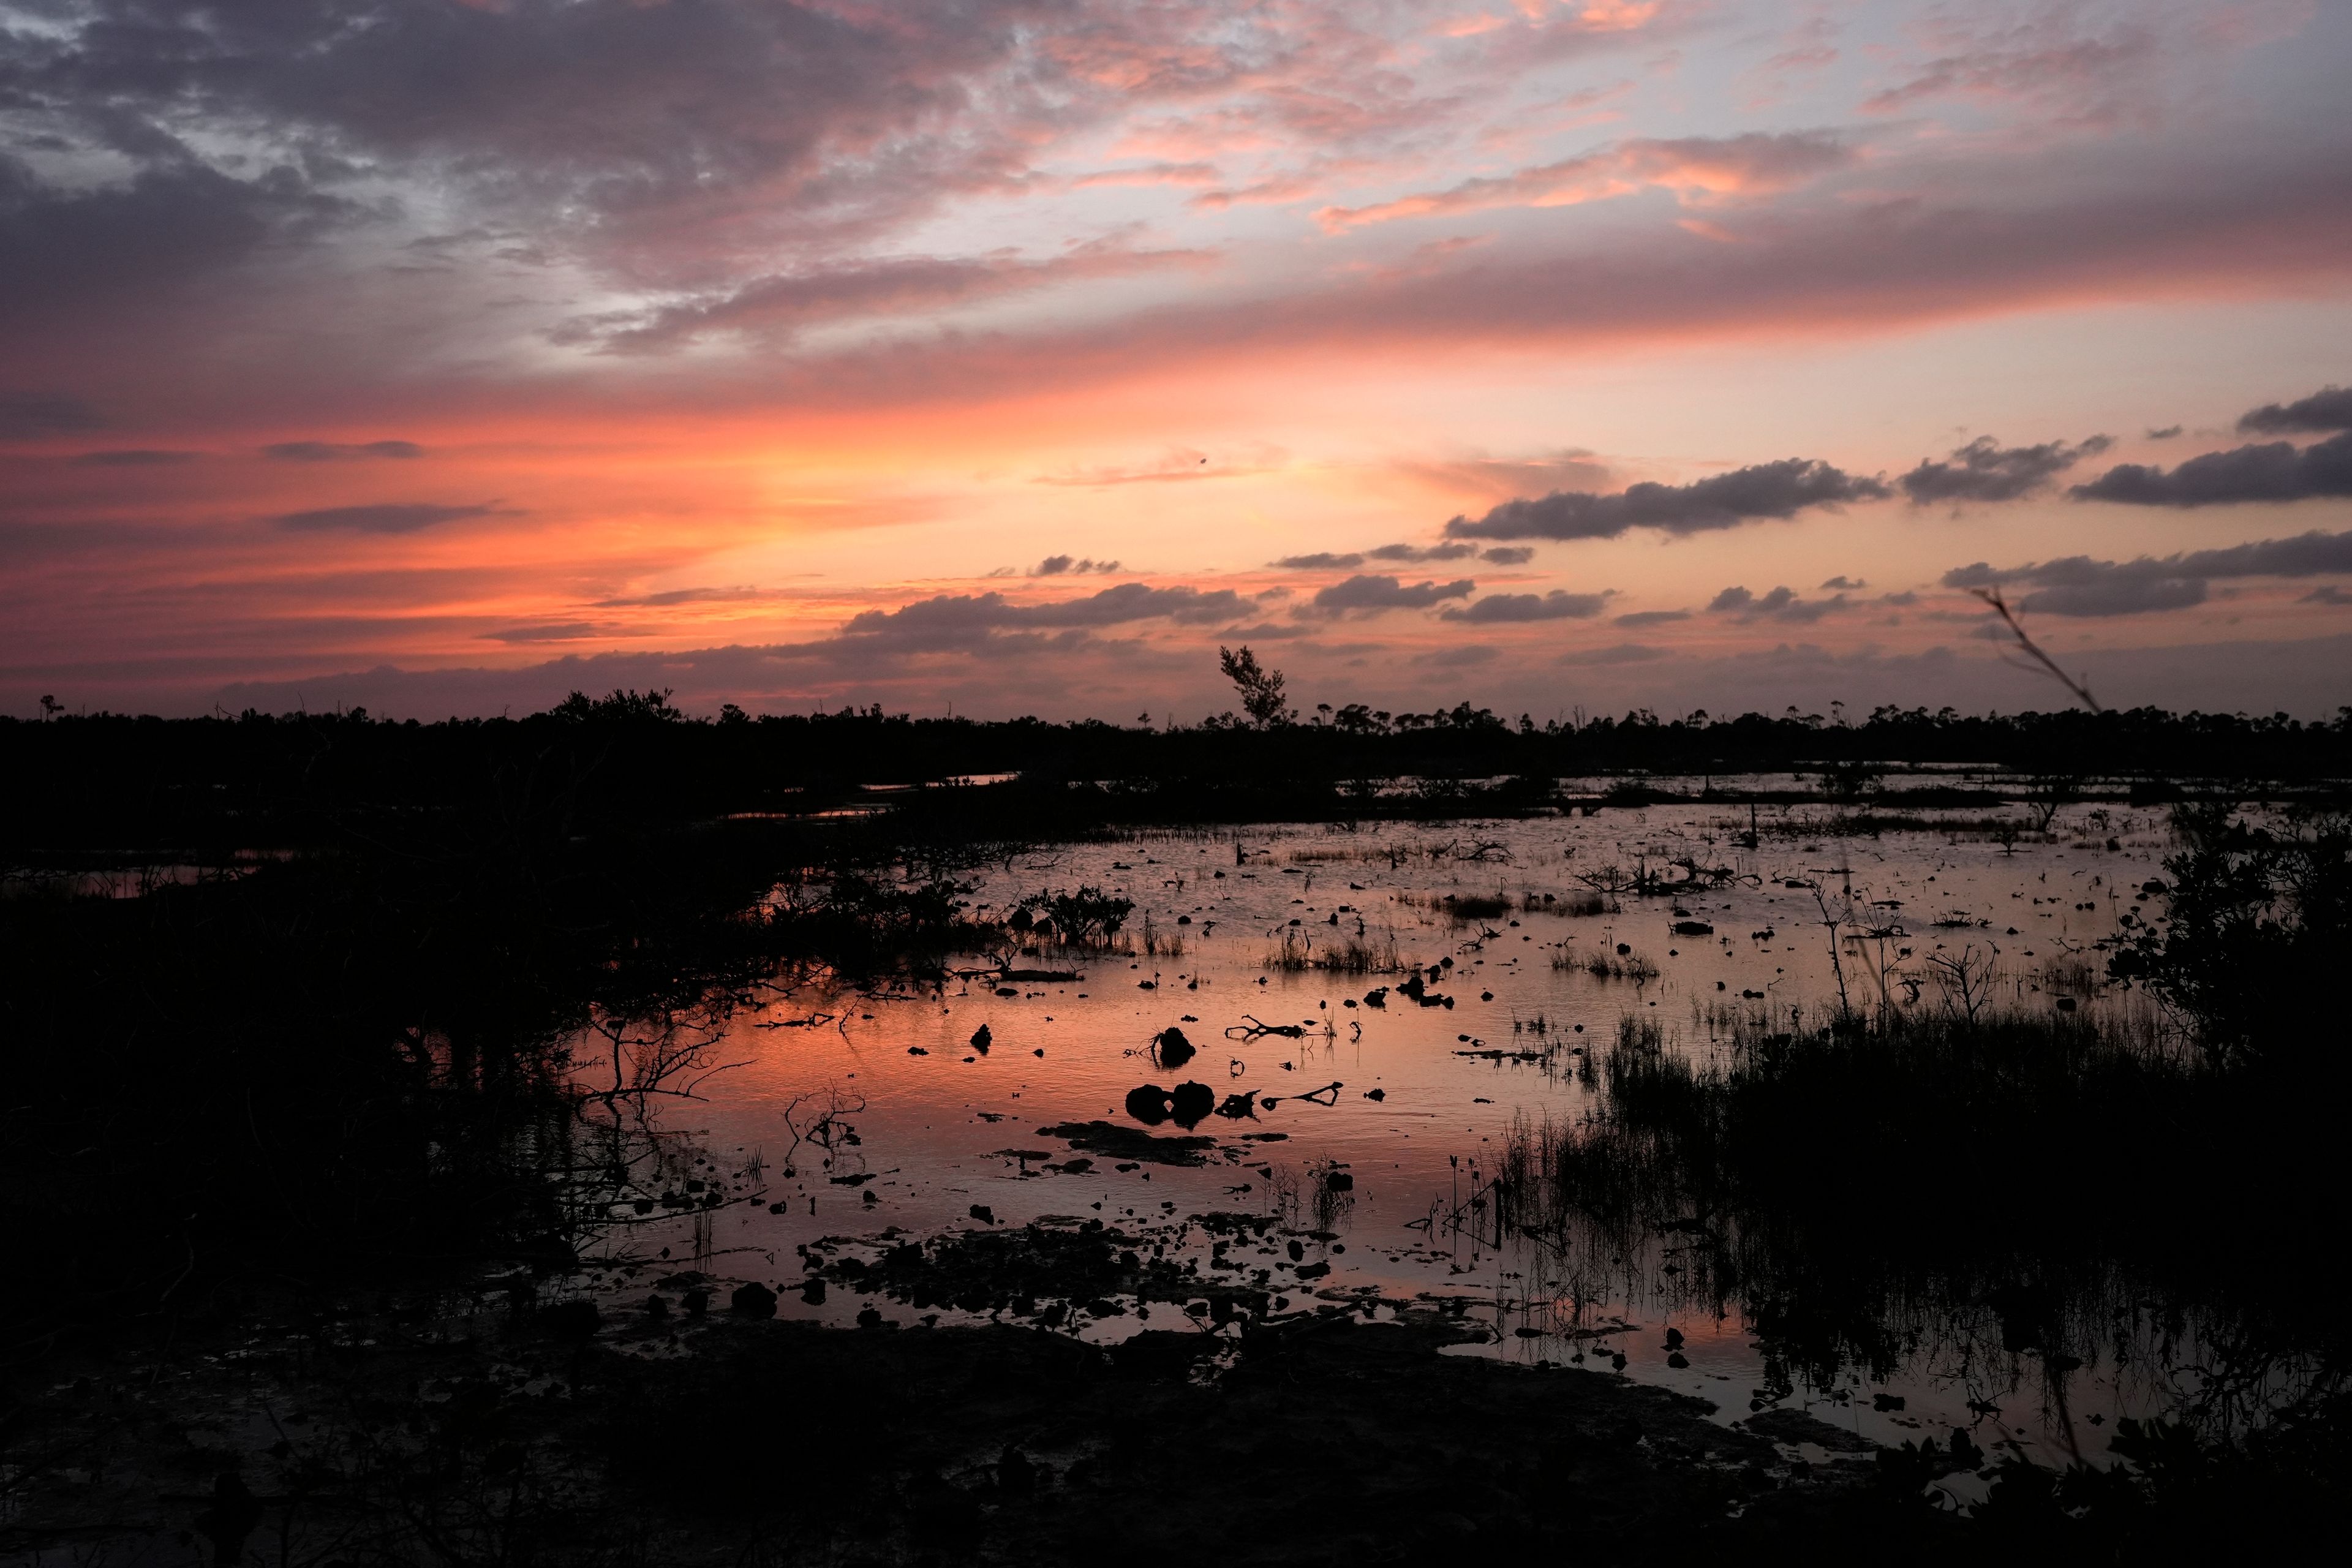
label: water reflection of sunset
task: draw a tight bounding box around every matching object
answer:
[600,805,2200,1467]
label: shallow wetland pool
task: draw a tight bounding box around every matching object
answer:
[579,796,2209,1482]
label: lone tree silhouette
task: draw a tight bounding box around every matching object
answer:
[1218,644,1292,727]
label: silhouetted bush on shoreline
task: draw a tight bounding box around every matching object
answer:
[7,693,2352,856]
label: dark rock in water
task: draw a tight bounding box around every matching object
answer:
[856,1305,884,1329]
[1324,1170,1354,1192]
[682,1287,710,1317]
[969,1204,996,1224]
[644,1293,669,1320]
[997,1445,1036,1497]
[1616,942,1632,956]
[801,1277,826,1305]
[1155,1025,1196,1068]
[1169,1080,1215,1128]
[970,1023,992,1053]
[731,1282,778,1318]
[1126,1083,1174,1125]
[1215,1091,1259,1120]
[1363,987,1389,1008]
[1672,921,1714,936]
[1871,1392,1905,1412]
[1363,1087,1385,1101]
[538,1298,602,1340]
[1665,1351,1689,1369]
[1287,1240,1305,1262]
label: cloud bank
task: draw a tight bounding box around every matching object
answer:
[1446,459,1889,541]
[2071,431,2352,507]
[1900,435,2111,503]
[1943,529,2352,616]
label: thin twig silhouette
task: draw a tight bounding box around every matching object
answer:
[1970,586,2103,713]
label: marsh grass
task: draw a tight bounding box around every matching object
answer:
[1140,912,1185,959]
[1396,887,1610,925]
[1479,1001,2343,1424]
[0,808,1006,1351]
[1554,946,1660,981]
[1264,927,1402,973]
[1393,889,1513,924]
[2032,953,2106,1000]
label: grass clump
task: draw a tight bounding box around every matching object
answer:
[1554,946,1660,981]
[1265,927,1401,973]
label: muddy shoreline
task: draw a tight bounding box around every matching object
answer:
[6,1246,1912,1567]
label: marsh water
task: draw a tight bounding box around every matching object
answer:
[575,793,2247,1483]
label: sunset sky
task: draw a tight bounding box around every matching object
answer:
[6,0,2351,721]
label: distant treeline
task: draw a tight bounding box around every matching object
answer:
[9,692,2352,854]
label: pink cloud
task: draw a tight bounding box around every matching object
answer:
[1316,130,1856,231]
[1069,162,1224,187]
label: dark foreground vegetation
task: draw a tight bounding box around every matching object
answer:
[4,693,2349,1562]
[1453,802,2352,1555]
